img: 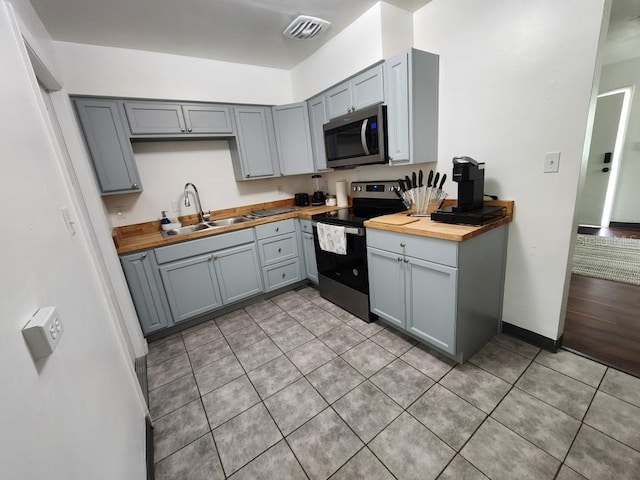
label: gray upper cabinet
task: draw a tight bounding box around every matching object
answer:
[124,102,186,135]
[384,49,439,165]
[324,64,384,119]
[307,94,330,171]
[229,106,280,180]
[182,104,234,134]
[120,250,169,335]
[74,98,141,195]
[272,102,314,176]
[124,101,234,136]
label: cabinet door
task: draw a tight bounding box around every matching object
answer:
[307,95,329,171]
[301,232,318,284]
[182,104,234,134]
[324,81,352,120]
[232,106,280,178]
[405,257,456,354]
[384,52,410,163]
[272,102,314,176]
[214,243,263,305]
[74,98,141,194]
[120,251,169,335]
[367,247,405,328]
[351,64,384,110]
[124,102,187,135]
[159,254,222,323]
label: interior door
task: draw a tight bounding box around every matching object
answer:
[576,92,624,226]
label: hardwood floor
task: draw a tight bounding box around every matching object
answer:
[564,226,640,377]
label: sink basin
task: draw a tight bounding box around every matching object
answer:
[161,223,211,237]
[208,216,250,227]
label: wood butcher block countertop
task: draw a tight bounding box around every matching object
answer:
[364,200,514,242]
[114,199,514,254]
[113,199,342,254]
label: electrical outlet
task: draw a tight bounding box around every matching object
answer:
[115,205,127,219]
[22,307,64,359]
[544,152,561,173]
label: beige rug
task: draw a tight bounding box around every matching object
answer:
[572,234,640,286]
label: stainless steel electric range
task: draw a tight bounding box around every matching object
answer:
[312,180,406,322]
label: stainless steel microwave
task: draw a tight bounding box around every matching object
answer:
[323,104,387,169]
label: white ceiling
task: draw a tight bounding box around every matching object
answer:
[602,0,640,65]
[29,0,430,69]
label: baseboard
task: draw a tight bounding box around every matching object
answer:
[609,222,640,230]
[501,322,562,352]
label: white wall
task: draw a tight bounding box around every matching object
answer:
[54,41,293,105]
[0,2,146,478]
[413,0,605,340]
[380,2,414,59]
[290,3,385,101]
[103,140,312,225]
[600,57,640,223]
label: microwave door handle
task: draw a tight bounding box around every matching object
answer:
[360,118,370,155]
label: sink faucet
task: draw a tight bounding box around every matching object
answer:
[183,182,209,223]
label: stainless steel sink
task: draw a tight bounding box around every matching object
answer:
[161,223,211,237]
[208,216,250,227]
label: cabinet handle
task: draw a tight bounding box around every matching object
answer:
[208,255,213,261]
[400,242,406,247]
[282,273,286,278]
[403,258,409,263]
[187,128,192,133]
[141,253,147,259]
[278,248,282,253]
[131,183,139,189]
[181,128,186,132]
[397,257,402,262]
[275,227,279,232]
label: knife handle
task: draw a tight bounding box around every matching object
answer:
[433,172,440,191]
[439,173,447,190]
[427,170,434,188]
[418,170,424,188]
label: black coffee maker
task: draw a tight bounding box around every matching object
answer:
[452,156,484,212]
[431,156,505,225]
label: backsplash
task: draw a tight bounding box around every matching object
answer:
[102,139,437,227]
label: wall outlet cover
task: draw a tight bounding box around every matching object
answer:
[544,152,561,173]
[22,307,64,359]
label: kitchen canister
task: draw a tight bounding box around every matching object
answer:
[336,180,348,207]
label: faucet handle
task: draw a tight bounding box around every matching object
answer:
[202,212,211,221]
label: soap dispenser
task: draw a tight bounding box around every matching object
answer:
[161,211,171,225]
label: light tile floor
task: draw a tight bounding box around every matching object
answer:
[147,286,640,480]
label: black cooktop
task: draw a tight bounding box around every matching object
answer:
[312,208,368,227]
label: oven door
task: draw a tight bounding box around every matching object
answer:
[312,222,368,294]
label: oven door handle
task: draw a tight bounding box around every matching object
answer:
[312,221,365,236]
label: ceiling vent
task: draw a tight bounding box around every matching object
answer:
[283,15,331,40]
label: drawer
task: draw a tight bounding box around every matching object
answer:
[262,258,301,292]
[366,228,458,267]
[155,228,254,264]
[255,218,295,240]
[299,218,313,234]
[258,233,298,266]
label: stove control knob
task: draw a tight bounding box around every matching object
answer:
[352,186,357,192]
[357,186,363,191]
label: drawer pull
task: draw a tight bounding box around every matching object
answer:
[282,273,286,278]
[276,227,279,232]
[403,258,409,263]
[400,242,406,247]
[397,257,402,262]
[141,253,147,259]
[278,248,282,253]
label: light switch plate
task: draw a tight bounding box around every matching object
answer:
[22,307,64,359]
[544,152,561,173]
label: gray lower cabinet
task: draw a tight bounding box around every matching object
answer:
[159,253,223,324]
[120,250,170,334]
[367,225,507,362]
[229,106,280,180]
[123,101,234,136]
[307,94,329,171]
[158,241,262,324]
[272,102,314,175]
[325,64,384,119]
[256,219,302,291]
[384,48,439,165]
[299,219,318,284]
[74,98,141,195]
